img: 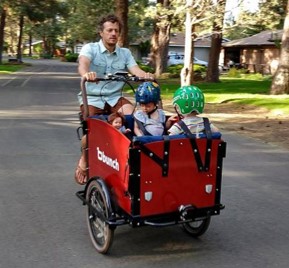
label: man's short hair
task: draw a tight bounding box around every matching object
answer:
[98,14,122,33]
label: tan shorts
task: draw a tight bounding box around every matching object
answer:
[80,97,132,116]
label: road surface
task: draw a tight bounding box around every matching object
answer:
[0,59,289,268]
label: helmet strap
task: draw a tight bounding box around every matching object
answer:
[147,106,158,118]
[174,106,184,119]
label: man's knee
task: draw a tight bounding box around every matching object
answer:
[118,103,134,115]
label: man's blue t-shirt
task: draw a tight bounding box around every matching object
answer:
[78,40,137,108]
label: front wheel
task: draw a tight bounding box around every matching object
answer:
[86,179,114,254]
[182,217,211,237]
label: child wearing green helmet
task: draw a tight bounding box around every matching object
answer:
[134,81,166,136]
[167,85,219,136]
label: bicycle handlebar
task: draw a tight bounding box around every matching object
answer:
[80,72,156,120]
[82,73,156,83]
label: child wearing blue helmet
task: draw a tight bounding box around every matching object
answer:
[134,82,166,136]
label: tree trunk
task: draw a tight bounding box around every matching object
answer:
[270,0,289,94]
[115,0,128,48]
[29,31,32,57]
[17,14,24,63]
[149,0,171,77]
[206,24,222,82]
[181,6,194,86]
[206,0,226,83]
[42,35,49,57]
[0,6,7,64]
[151,25,171,77]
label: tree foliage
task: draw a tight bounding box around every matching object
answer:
[179,0,227,86]
[0,0,70,61]
[64,0,113,45]
[128,0,154,43]
[225,0,287,40]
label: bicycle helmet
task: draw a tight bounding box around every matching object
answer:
[173,85,205,115]
[135,82,161,104]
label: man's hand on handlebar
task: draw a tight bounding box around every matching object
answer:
[82,71,156,83]
[83,71,98,82]
[144,72,155,80]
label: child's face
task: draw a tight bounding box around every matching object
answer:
[112,117,123,129]
[140,102,156,113]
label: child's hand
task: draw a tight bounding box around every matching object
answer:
[166,115,179,128]
[124,128,131,134]
[169,115,179,122]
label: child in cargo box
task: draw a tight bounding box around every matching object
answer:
[107,112,131,134]
[133,82,166,136]
[167,85,219,136]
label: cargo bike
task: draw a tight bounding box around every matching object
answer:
[76,72,226,254]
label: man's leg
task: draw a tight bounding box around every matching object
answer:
[80,105,106,116]
[112,97,134,115]
[75,105,105,185]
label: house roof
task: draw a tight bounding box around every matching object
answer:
[169,32,229,48]
[131,32,230,48]
[222,29,283,47]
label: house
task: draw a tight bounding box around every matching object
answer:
[222,30,282,74]
[129,32,230,65]
[168,33,213,62]
[23,40,68,56]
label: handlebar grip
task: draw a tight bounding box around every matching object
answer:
[81,75,156,83]
[135,77,156,82]
[81,77,99,83]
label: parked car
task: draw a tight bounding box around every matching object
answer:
[167,54,208,67]
[193,57,208,67]
[167,54,185,66]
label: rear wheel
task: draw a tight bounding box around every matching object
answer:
[182,217,211,237]
[86,179,114,254]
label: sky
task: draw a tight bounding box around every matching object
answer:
[225,0,259,18]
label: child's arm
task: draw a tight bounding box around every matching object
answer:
[210,123,219,133]
[166,114,179,129]
[134,121,143,136]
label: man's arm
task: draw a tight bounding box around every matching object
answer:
[128,65,154,79]
[78,55,90,76]
[78,55,97,80]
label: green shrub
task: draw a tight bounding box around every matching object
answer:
[65,53,79,62]
[166,64,183,77]
[166,64,206,79]
[194,64,206,73]
[227,67,241,78]
[158,72,173,79]
[136,61,154,73]
[40,54,53,59]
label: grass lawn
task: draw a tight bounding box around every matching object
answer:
[0,63,25,74]
[1,62,288,115]
[158,74,289,115]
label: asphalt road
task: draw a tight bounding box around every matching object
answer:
[0,59,289,268]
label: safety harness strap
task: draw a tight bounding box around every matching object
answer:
[134,118,166,136]
[135,118,152,136]
[136,136,170,177]
[177,117,212,171]
[203,117,212,171]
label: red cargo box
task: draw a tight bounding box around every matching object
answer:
[87,118,226,218]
